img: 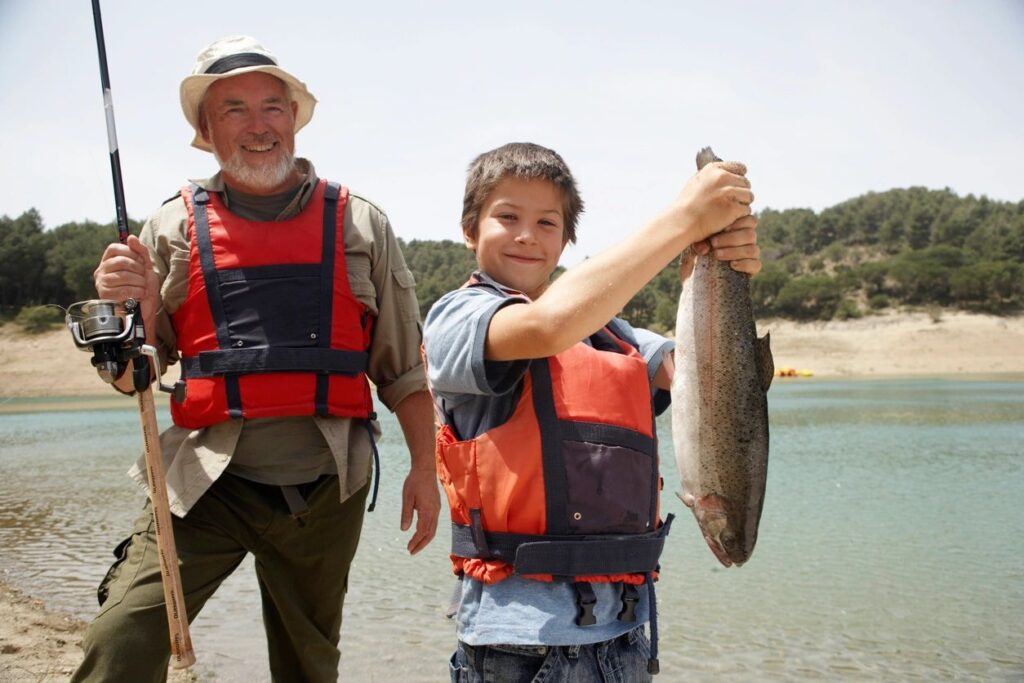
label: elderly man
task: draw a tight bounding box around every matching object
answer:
[71,36,440,681]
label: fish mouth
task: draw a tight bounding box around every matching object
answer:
[706,536,735,567]
[693,494,748,567]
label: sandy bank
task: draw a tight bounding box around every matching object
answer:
[0,579,197,682]
[760,309,1024,379]
[2,310,1022,402]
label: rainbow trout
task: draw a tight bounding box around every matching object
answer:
[671,147,773,567]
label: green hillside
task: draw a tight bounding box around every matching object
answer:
[3,187,1021,333]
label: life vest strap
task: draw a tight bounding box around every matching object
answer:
[451,514,673,577]
[316,182,342,417]
[181,347,368,377]
[513,534,666,577]
[363,415,381,512]
[557,420,657,457]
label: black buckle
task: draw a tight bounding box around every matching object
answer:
[573,582,597,626]
[617,583,639,623]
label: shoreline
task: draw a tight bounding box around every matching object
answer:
[0,579,86,681]
[759,309,1024,379]
[0,578,198,682]
[2,310,1022,403]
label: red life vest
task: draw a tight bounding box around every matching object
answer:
[169,180,374,429]
[432,279,670,588]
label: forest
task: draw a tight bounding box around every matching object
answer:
[2,186,1021,333]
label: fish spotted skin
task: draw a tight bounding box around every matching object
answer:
[671,146,773,567]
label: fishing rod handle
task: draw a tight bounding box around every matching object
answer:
[137,387,196,668]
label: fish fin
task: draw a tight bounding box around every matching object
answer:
[678,245,696,282]
[757,332,774,392]
[676,491,696,509]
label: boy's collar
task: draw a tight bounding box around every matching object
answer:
[470,271,532,300]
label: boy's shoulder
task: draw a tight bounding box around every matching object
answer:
[427,272,527,325]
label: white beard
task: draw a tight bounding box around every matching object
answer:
[215,144,296,192]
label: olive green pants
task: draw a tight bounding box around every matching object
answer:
[72,474,369,683]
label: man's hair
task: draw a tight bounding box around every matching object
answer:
[461,142,583,244]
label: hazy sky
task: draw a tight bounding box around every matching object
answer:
[2,0,1022,266]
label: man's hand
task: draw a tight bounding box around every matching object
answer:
[93,234,160,392]
[393,390,441,554]
[94,235,160,309]
[401,467,440,554]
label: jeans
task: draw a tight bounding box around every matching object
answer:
[449,626,652,683]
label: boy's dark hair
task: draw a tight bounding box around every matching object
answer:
[461,142,584,244]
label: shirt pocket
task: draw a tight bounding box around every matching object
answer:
[392,266,419,323]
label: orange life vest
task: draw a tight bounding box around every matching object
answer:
[433,279,670,588]
[169,180,373,429]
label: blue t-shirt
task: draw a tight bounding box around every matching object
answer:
[423,272,673,646]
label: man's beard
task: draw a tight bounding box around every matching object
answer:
[215,141,296,192]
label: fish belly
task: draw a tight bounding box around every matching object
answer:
[671,256,771,566]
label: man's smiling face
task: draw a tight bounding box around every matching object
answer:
[199,71,300,194]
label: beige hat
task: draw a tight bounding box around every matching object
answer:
[179,35,317,152]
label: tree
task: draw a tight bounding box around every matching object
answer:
[400,239,479,317]
[774,276,843,320]
[44,221,117,305]
[0,210,50,311]
[750,263,790,316]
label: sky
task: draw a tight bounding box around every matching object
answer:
[1,0,1022,266]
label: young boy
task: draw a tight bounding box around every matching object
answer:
[423,142,759,682]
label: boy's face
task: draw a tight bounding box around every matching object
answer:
[465,177,568,300]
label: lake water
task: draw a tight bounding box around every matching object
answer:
[0,378,1022,682]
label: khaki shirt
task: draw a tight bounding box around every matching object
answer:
[128,160,426,516]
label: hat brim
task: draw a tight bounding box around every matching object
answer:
[180,65,317,152]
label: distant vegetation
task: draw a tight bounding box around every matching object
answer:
[2,187,1021,334]
[403,187,1023,332]
[750,187,1024,325]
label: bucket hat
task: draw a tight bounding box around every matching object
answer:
[179,35,316,152]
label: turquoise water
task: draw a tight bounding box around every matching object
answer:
[0,378,1021,681]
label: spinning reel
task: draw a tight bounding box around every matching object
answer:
[66,298,185,401]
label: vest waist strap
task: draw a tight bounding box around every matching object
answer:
[451,514,673,577]
[181,347,368,377]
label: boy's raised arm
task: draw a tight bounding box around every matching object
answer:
[485,160,756,361]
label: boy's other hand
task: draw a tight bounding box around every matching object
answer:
[710,213,761,275]
[679,213,761,281]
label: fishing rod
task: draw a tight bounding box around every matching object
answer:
[91,0,129,245]
[64,0,196,669]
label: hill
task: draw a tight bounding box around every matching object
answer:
[2,187,1021,333]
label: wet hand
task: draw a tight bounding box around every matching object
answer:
[400,468,440,555]
[94,235,159,307]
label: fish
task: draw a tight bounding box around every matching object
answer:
[671,146,773,567]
